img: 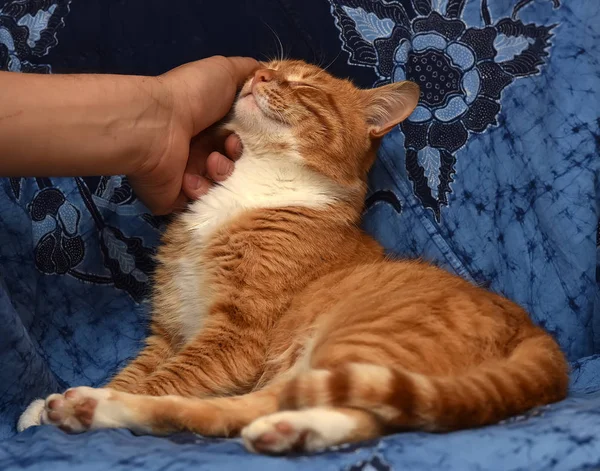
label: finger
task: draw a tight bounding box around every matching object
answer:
[191,129,223,154]
[185,57,260,133]
[224,133,243,161]
[182,173,213,200]
[169,191,190,214]
[222,56,261,87]
[128,175,178,216]
[205,152,235,182]
[186,138,211,177]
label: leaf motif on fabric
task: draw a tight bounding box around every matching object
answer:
[0,0,71,72]
[342,6,394,43]
[99,226,155,303]
[102,228,136,275]
[493,33,533,62]
[417,147,442,199]
[495,18,555,77]
[16,4,56,47]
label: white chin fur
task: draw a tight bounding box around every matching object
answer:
[233,95,283,133]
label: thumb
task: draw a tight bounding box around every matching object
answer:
[220,56,262,87]
[167,56,260,134]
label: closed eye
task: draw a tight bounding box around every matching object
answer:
[287,81,320,90]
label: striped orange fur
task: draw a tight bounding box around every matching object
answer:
[24,60,569,454]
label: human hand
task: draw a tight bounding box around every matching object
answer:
[128,56,259,215]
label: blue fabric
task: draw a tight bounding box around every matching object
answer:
[1,0,600,470]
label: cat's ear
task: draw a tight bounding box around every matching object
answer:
[362,81,420,138]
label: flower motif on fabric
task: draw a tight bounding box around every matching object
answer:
[30,188,84,275]
[75,178,155,303]
[0,0,71,73]
[330,0,560,220]
[99,225,154,303]
[28,180,156,303]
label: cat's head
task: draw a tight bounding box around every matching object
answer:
[227,59,419,189]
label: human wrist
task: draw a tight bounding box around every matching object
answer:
[120,74,180,177]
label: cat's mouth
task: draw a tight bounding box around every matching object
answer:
[238,88,286,124]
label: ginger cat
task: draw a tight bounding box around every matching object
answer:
[19,60,569,454]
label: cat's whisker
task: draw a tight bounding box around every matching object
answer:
[275,88,297,101]
[262,21,286,63]
[312,51,342,80]
[259,52,275,63]
[315,48,333,70]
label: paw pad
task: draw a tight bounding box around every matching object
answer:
[42,387,104,433]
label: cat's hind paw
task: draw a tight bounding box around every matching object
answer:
[241,408,356,454]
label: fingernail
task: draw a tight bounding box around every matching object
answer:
[186,174,212,194]
[187,174,204,189]
[217,156,235,177]
[235,140,243,158]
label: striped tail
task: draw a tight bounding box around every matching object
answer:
[279,330,569,431]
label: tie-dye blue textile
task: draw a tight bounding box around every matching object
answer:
[1,0,599,470]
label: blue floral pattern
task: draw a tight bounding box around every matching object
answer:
[0,0,70,72]
[330,0,559,220]
[30,187,84,275]
[11,177,157,302]
[1,0,157,303]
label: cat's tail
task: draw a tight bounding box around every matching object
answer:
[279,328,569,431]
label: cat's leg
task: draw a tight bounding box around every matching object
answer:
[38,383,283,436]
[133,317,266,397]
[17,332,175,432]
[241,407,383,454]
[106,330,175,393]
[33,386,383,453]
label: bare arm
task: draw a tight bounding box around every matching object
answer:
[0,71,163,178]
[0,56,259,214]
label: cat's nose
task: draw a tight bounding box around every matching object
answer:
[252,69,275,85]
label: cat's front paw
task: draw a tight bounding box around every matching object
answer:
[41,386,147,433]
[42,387,112,433]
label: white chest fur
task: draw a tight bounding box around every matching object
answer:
[170,151,341,343]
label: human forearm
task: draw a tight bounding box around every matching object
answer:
[0,71,168,177]
[0,56,258,214]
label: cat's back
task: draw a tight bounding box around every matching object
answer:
[275,259,534,374]
[303,259,531,330]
